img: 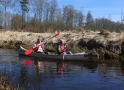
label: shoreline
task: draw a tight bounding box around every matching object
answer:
[0,30,124,60]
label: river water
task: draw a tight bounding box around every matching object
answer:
[0,48,124,90]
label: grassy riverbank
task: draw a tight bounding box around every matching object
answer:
[0,74,22,90]
[0,29,124,59]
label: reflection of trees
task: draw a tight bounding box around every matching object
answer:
[20,65,28,87]
[120,61,124,73]
[97,64,108,74]
[97,60,124,76]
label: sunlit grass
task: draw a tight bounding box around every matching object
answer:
[0,30,124,48]
[0,29,124,59]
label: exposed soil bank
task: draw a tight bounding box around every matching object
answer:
[0,30,124,59]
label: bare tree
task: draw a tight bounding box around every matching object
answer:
[11,14,22,30]
[54,7,63,30]
[0,5,3,28]
[43,1,50,30]
[73,10,84,29]
[0,0,123,32]
[62,5,75,30]
[0,0,7,29]
[49,0,57,23]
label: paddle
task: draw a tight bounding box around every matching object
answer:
[25,49,33,55]
[47,32,60,41]
[25,32,60,55]
[24,59,32,65]
[53,32,60,37]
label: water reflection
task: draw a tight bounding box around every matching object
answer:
[34,60,45,75]
[31,58,99,77]
[97,60,124,80]
[56,61,65,75]
[33,60,67,76]
[22,57,99,77]
[18,58,124,90]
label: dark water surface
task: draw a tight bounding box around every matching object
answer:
[0,48,124,90]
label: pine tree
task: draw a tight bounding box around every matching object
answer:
[20,0,29,29]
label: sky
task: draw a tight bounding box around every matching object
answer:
[57,0,124,22]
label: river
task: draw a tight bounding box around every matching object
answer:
[0,48,124,90]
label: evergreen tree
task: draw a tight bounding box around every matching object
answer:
[85,11,94,30]
[20,0,29,29]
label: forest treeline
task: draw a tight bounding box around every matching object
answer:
[0,0,124,32]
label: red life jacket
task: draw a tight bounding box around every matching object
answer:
[34,43,39,52]
[60,45,65,52]
[57,44,65,54]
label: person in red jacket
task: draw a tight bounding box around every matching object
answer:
[33,36,47,53]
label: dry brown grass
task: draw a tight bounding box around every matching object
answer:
[0,30,124,49]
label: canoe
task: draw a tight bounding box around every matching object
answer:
[19,46,99,61]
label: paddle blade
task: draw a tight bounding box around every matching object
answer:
[53,32,60,37]
[24,60,32,65]
[25,49,33,55]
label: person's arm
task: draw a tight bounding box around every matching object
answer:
[42,40,47,45]
[32,44,37,51]
[33,44,36,49]
[64,43,67,47]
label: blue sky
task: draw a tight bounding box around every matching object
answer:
[57,0,124,22]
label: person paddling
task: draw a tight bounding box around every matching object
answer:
[57,39,67,55]
[33,36,47,53]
